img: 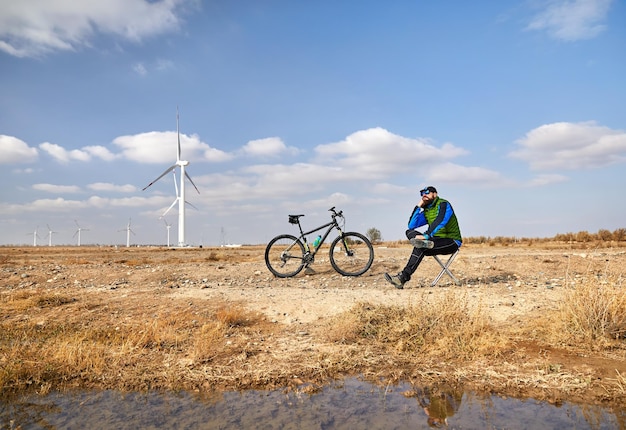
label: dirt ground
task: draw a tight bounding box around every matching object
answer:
[1,243,625,408]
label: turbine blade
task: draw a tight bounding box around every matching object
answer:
[162,198,178,217]
[172,170,179,196]
[176,107,181,162]
[185,171,200,194]
[142,165,176,191]
[185,200,199,211]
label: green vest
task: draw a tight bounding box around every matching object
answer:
[424,197,462,242]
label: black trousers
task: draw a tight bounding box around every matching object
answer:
[401,229,459,282]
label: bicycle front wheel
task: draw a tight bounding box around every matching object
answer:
[265,234,306,278]
[329,232,374,276]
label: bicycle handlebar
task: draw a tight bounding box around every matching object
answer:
[328,206,343,218]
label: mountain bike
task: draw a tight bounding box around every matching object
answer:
[265,207,374,278]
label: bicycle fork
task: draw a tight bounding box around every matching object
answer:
[336,229,354,257]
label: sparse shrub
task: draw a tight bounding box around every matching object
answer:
[597,229,613,241]
[216,305,257,328]
[366,228,382,243]
[558,276,626,345]
[613,228,626,241]
[324,292,503,360]
[576,231,592,242]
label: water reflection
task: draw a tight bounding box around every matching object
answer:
[415,386,463,427]
[1,378,624,429]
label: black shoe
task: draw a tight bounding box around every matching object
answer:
[384,272,405,289]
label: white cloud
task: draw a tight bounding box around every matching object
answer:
[423,162,508,186]
[113,131,233,163]
[37,142,115,163]
[0,135,38,164]
[527,174,569,187]
[88,182,138,193]
[527,0,613,41]
[306,192,351,209]
[132,59,175,76]
[83,146,117,161]
[0,0,193,58]
[315,127,468,177]
[510,121,626,170]
[241,137,299,158]
[39,142,92,163]
[28,197,88,212]
[33,183,82,193]
[133,63,148,76]
[12,168,36,174]
[0,195,174,216]
[184,128,487,206]
[370,183,408,194]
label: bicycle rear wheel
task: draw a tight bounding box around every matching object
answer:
[329,232,374,276]
[265,234,306,278]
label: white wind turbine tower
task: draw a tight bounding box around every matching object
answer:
[46,224,58,247]
[162,218,172,247]
[73,220,89,246]
[29,226,41,246]
[119,218,135,247]
[143,108,200,247]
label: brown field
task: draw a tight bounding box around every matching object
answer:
[1,242,625,409]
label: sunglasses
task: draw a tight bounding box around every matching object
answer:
[420,189,432,196]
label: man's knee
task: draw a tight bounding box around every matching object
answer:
[405,229,419,240]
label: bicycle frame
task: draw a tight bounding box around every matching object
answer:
[294,217,342,257]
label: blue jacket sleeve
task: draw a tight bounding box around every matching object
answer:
[407,205,427,230]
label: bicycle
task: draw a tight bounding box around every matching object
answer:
[264,207,374,278]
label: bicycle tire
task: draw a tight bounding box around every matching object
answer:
[329,232,374,276]
[265,234,306,278]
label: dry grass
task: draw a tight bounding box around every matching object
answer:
[518,273,626,351]
[324,291,506,361]
[0,291,271,394]
[558,275,626,345]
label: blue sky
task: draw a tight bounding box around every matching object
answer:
[1,0,625,247]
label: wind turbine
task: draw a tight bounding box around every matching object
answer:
[119,218,135,247]
[142,108,200,247]
[46,224,58,246]
[29,226,41,246]
[162,217,172,247]
[73,220,89,246]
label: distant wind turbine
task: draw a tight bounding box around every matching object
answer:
[46,224,58,247]
[119,218,135,247]
[162,218,172,247]
[73,220,89,246]
[29,226,41,246]
[142,108,200,247]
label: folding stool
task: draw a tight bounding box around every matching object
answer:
[431,250,461,286]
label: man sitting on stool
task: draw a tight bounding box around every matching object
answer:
[384,186,462,289]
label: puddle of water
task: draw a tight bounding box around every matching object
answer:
[1,378,624,429]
